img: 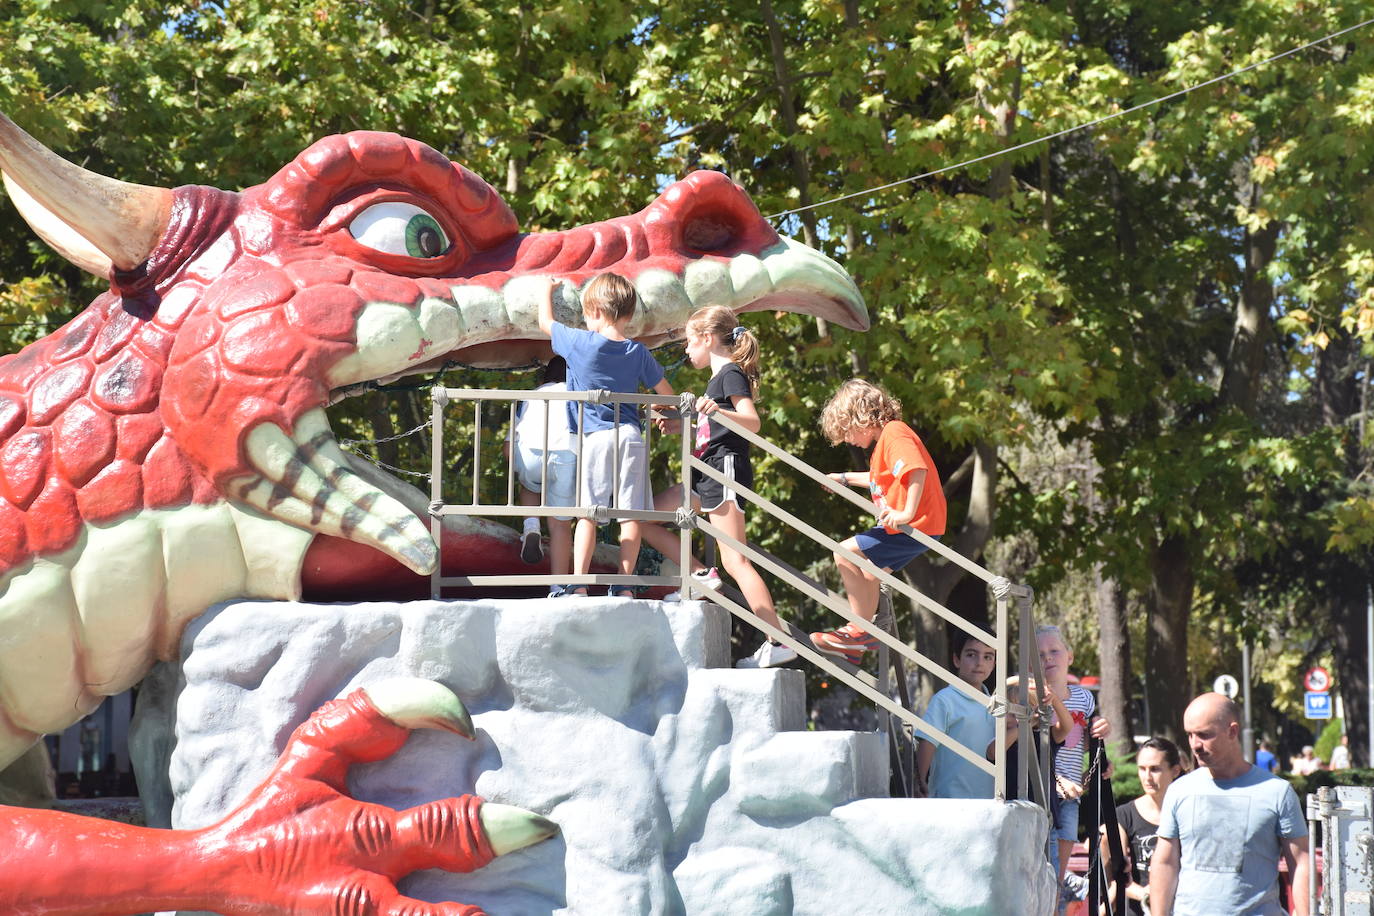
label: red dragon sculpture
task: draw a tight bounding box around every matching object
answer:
[0,113,866,914]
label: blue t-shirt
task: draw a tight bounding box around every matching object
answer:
[1255,748,1277,773]
[549,322,665,433]
[1157,764,1307,916]
[922,684,995,799]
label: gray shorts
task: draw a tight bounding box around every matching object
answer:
[578,426,650,522]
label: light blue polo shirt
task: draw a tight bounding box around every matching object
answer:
[923,683,995,799]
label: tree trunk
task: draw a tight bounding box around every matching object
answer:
[1221,163,1278,415]
[1328,572,1372,767]
[1095,573,1135,756]
[1146,534,1194,749]
[1316,333,1371,765]
[759,0,828,339]
[905,441,998,707]
[366,390,400,473]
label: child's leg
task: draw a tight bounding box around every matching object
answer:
[518,485,540,509]
[548,517,572,578]
[710,502,782,631]
[638,483,708,574]
[571,518,597,592]
[617,520,642,577]
[835,535,882,622]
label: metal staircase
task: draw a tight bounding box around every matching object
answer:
[426,383,1057,808]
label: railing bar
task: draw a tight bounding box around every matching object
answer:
[690,457,996,647]
[679,397,693,599]
[439,506,679,522]
[576,402,585,509]
[472,401,482,507]
[612,400,621,513]
[435,387,672,406]
[699,580,994,776]
[508,400,518,508]
[704,411,998,585]
[696,517,986,703]
[1018,591,1032,802]
[441,574,683,586]
[995,590,1009,801]
[430,387,446,601]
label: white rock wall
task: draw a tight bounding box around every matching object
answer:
[132,597,1055,916]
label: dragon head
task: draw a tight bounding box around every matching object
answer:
[0,118,865,576]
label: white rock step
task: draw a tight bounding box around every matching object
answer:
[132,596,1054,915]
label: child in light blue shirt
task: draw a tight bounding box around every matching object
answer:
[917,633,997,798]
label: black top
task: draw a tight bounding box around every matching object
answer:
[698,363,752,462]
[1004,731,1063,825]
[1115,798,1160,916]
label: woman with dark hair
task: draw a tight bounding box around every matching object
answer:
[1106,737,1186,915]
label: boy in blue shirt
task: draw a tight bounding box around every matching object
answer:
[537,274,675,595]
[917,632,997,798]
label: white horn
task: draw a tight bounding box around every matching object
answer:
[2,172,113,277]
[0,112,171,272]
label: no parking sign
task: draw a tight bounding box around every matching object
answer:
[1305,667,1332,693]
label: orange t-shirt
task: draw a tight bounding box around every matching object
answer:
[869,420,946,536]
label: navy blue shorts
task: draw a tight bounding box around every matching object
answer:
[852,528,936,571]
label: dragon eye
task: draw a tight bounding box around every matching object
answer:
[348,202,452,259]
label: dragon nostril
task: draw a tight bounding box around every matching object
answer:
[683,215,737,252]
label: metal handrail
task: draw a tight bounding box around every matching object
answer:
[427,383,1053,805]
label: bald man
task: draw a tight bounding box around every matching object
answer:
[1148,693,1309,916]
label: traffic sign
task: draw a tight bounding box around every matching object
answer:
[1305,691,1333,719]
[1305,667,1332,693]
[1213,674,1239,698]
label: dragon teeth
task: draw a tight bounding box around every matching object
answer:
[683,259,735,312]
[630,268,693,338]
[762,237,862,304]
[240,412,437,574]
[727,253,772,303]
[327,298,464,390]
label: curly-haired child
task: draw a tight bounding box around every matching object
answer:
[809,378,946,663]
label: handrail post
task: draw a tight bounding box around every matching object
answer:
[994,582,1009,801]
[1017,586,1031,802]
[430,386,448,601]
[678,393,693,598]
[471,398,483,507]
[876,587,892,748]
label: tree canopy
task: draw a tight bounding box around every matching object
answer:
[2,0,1371,754]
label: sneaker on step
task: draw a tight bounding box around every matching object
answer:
[664,567,722,601]
[520,530,543,565]
[809,623,878,664]
[736,640,798,669]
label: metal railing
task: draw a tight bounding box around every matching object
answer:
[427,384,1055,806]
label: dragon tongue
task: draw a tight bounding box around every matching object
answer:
[237,409,437,574]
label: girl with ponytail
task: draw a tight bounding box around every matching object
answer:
[643,306,795,668]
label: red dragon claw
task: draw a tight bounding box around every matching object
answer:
[0,681,554,916]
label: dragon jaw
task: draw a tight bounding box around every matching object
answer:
[1,123,866,580]
[236,237,866,577]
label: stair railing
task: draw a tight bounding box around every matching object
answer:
[427,384,1054,807]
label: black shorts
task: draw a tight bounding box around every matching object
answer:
[691,450,753,512]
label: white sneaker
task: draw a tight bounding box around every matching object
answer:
[664,567,722,601]
[736,640,798,669]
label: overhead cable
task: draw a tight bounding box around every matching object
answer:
[765,15,1374,221]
